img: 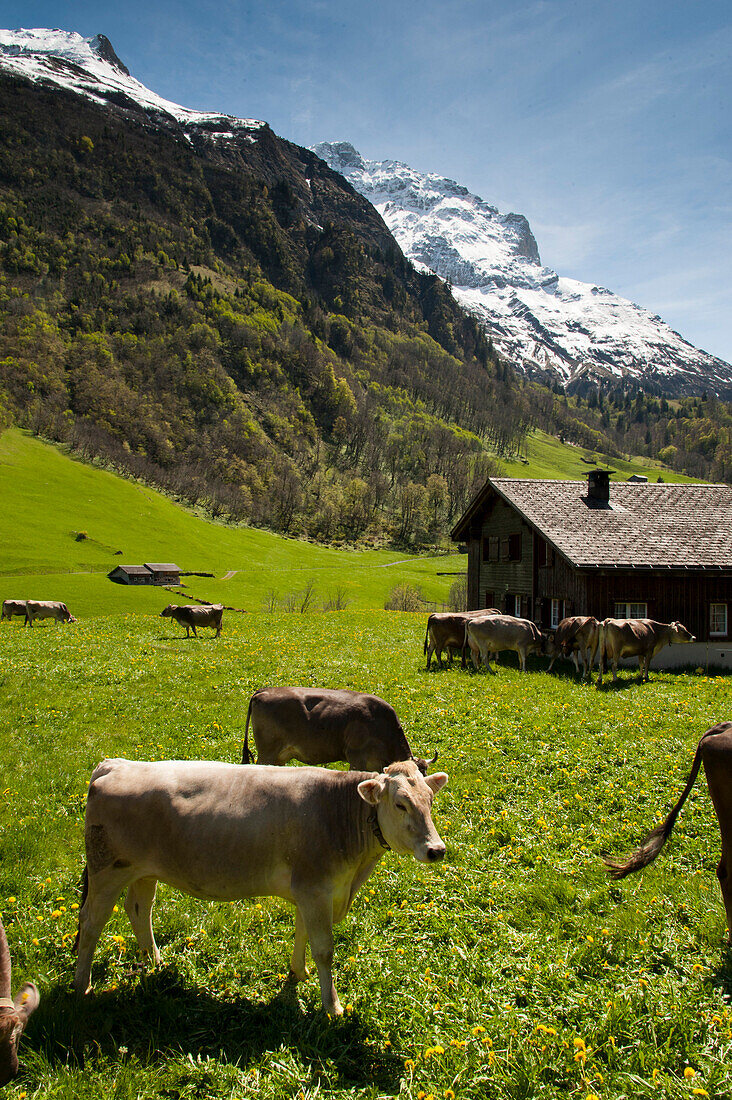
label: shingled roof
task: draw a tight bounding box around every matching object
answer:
[453,478,732,570]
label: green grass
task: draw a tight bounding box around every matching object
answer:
[0,430,466,616]
[1,611,731,1098]
[500,430,700,483]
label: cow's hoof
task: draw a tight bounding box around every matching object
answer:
[288,966,308,983]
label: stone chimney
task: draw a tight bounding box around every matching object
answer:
[587,469,610,504]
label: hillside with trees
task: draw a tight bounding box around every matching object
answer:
[0,72,730,549]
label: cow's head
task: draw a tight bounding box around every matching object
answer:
[160,605,176,618]
[358,760,447,862]
[0,984,39,1086]
[540,630,556,656]
[60,604,73,622]
[670,622,695,644]
[411,751,438,777]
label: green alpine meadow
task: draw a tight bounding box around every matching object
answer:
[1,608,731,1099]
[0,433,731,1099]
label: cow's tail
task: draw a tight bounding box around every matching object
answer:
[423,619,430,656]
[604,728,714,879]
[461,619,471,669]
[241,697,255,764]
[73,865,89,954]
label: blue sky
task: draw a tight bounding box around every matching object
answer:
[6,0,732,362]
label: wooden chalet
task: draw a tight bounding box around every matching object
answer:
[451,470,732,667]
[108,563,181,586]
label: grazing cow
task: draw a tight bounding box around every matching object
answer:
[424,610,500,670]
[25,600,76,626]
[0,915,39,1086]
[605,721,732,937]
[597,618,695,685]
[74,757,448,1015]
[242,686,434,774]
[1,601,27,624]
[546,616,600,680]
[466,614,544,673]
[160,603,223,637]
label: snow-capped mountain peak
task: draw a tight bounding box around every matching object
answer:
[0,28,265,138]
[314,141,732,397]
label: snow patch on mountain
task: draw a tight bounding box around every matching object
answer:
[314,141,732,397]
[0,28,265,140]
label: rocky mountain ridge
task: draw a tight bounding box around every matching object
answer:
[314,141,732,398]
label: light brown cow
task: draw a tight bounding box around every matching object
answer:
[466,614,545,673]
[74,757,448,1015]
[597,618,695,685]
[424,610,500,670]
[0,915,39,1086]
[160,603,223,637]
[546,616,600,680]
[605,721,732,937]
[25,600,76,626]
[242,686,433,774]
[1,601,27,624]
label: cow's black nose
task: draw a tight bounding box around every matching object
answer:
[426,845,445,862]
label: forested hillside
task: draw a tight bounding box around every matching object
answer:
[1,72,730,550]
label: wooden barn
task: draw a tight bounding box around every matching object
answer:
[108,563,181,586]
[451,470,732,668]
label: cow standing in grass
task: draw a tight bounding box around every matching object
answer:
[424,610,500,670]
[242,686,433,774]
[606,722,732,938]
[25,601,76,626]
[160,604,223,637]
[545,616,600,681]
[74,757,448,1015]
[597,618,695,685]
[0,915,39,1086]
[466,614,545,673]
[1,601,27,624]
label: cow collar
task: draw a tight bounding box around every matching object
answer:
[368,809,390,851]
[0,998,14,1010]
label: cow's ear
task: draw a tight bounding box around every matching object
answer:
[357,776,386,805]
[424,772,448,794]
[14,983,39,1025]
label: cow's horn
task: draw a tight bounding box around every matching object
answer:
[427,750,439,765]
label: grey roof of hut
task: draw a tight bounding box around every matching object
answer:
[143,563,181,573]
[112,565,152,575]
[453,478,732,571]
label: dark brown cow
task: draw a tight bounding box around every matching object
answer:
[545,616,600,680]
[597,618,695,685]
[160,603,223,637]
[242,686,433,774]
[0,915,39,1086]
[424,610,500,670]
[605,722,732,937]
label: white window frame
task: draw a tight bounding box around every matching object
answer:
[514,594,522,617]
[550,598,561,629]
[614,601,647,619]
[710,603,728,637]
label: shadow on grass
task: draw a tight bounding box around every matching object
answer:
[594,676,644,692]
[707,945,732,999]
[27,966,402,1089]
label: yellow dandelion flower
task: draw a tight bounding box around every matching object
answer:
[684,1067,696,1080]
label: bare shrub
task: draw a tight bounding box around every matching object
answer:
[448,577,468,611]
[323,587,350,612]
[283,580,317,613]
[262,589,279,612]
[384,584,424,611]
